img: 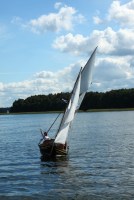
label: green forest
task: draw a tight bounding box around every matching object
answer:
[9,88,134,113]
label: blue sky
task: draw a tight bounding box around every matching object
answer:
[0,0,134,107]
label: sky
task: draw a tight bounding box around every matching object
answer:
[0,0,134,107]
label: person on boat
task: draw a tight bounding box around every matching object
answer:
[43,132,50,140]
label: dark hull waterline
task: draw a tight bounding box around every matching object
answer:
[38,139,69,159]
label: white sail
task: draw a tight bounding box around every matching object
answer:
[54,71,81,144]
[77,46,98,109]
[54,47,97,144]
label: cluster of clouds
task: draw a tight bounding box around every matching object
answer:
[1,0,134,107]
[108,0,134,27]
[53,28,134,56]
[12,3,84,34]
[0,62,82,107]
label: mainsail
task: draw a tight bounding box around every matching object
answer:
[54,47,97,145]
[77,46,98,109]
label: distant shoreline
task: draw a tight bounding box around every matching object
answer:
[1,108,134,115]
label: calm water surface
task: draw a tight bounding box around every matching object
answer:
[0,111,134,199]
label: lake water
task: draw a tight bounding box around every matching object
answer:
[0,111,134,199]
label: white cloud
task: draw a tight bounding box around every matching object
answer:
[53,30,115,55]
[92,56,134,91]
[53,27,134,56]
[29,6,76,33]
[53,33,90,55]
[90,28,134,55]
[93,16,103,25]
[13,4,85,34]
[108,0,134,27]
[54,2,63,9]
[0,63,81,107]
[95,56,132,81]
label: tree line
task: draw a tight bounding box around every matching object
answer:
[0,107,10,114]
[9,88,134,113]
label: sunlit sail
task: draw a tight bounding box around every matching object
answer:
[77,46,98,109]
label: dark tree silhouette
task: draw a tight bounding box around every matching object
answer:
[10,88,134,113]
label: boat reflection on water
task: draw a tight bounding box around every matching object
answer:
[40,154,69,176]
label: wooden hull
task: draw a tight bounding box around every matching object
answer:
[38,139,68,159]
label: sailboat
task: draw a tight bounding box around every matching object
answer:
[38,47,97,159]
